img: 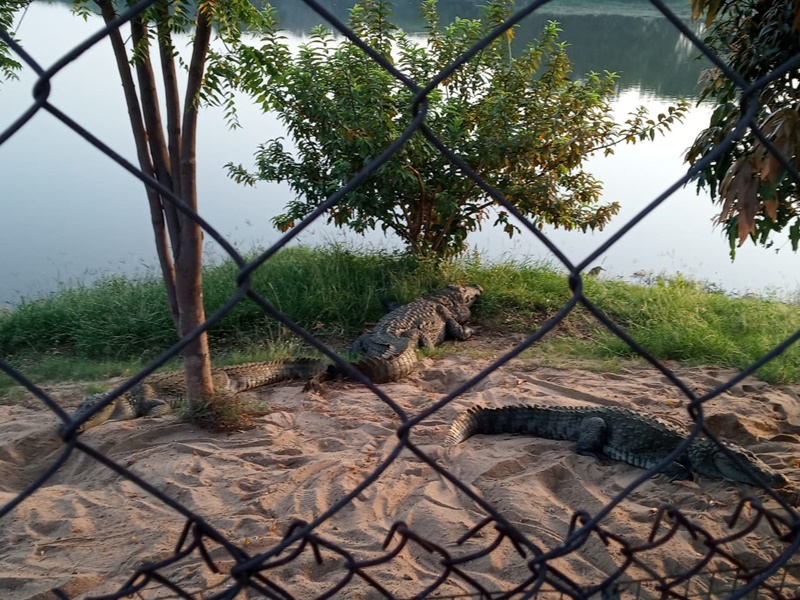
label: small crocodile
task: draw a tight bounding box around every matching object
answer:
[64,359,327,433]
[445,404,787,487]
[351,284,483,359]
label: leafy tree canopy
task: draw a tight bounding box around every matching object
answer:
[226,0,688,259]
[0,0,30,84]
[687,0,800,258]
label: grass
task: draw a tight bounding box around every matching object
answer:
[1,245,799,397]
[178,393,272,432]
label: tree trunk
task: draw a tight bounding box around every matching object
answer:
[96,0,215,403]
[176,1,215,401]
[96,0,179,328]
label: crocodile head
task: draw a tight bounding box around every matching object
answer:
[59,393,116,435]
[452,283,483,306]
[434,284,483,318]
[691,440,786,487]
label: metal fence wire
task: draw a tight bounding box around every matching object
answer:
[1,0,800,598]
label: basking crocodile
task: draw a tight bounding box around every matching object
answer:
[63,359,327,433]
[310,283,482,390]
[65,346,426,433]
[64,283,482,432]
[445,404,786,487]
[351,284,483,359]
[306,331,422,391]
[308,283,483,390]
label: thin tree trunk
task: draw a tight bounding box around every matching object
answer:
[96,0,215,402]
[176,1,215,401]
[96,0,179,327]
[156,3,183,202]
[130,17,182,265]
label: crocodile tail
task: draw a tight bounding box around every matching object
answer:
[445,406,485,446]
[69,391,140,433]
[349,350,418,384]
[445,405,554,446]
[67,394,116,434]
[330,332,420,384]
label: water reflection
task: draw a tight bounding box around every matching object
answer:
[266,0,707,97]
[0,2,797,307]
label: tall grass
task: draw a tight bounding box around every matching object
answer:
[1,246,798,385]
[0,246,415,360]
[584,275,800,383]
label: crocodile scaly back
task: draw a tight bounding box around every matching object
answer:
[351,284,482,358]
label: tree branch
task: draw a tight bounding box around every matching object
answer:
[130,15,182,264]
[406,163,425,244]
[95,0,179,327]
[156,2,183,201]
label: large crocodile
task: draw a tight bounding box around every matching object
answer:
[62,359,327,434]
[64,283,482,432]
[311,284,482,388]
[65,346,425,433]
[351,284,483,359]
[445,404,787,487]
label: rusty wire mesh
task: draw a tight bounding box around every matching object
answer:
[1,0,800,598]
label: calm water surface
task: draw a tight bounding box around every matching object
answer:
[1,1,798,308]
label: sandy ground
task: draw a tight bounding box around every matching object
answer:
[1,336,799,599]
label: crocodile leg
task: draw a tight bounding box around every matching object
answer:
[441,308,476,342]
[350,333,371,356]
[575,416,692,480]
[575,416,608,460]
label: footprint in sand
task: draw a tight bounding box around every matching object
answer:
[417,366,495,394]
[0,427,62,493]
[239,451,310,470]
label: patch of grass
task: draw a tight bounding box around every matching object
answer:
[583,274,800,383]
[0,356,142,391]
[178,393,270,432]
[211,340,323,366]
[0,245,442,361]
[1,246,799,389]
[519,337,645,374]
[0,337,310,397]
[0,386,29,405]
[84,382,111,395]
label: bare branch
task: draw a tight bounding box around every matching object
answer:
[156,2,183,201]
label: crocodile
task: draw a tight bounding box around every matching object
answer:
[307,284,482,390]
[351,284,483,359]
[64,283,483,432]
[63,359,327,433]
[65,343,423,432]
[306,331,422,391]
[445,404,787,487]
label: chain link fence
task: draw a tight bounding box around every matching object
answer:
[2,0,800,598]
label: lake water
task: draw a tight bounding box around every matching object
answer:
[1,1,798,308]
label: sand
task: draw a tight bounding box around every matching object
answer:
[1,336,799,599]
